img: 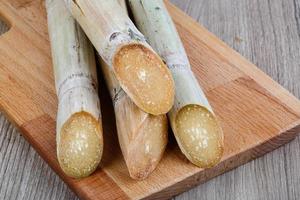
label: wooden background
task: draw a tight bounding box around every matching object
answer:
[0,0,300,199]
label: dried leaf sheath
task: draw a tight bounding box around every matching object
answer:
[46,0,103,178]
[129,0,224,168]
[63,0,175,115]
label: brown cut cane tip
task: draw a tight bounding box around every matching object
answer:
[126,114,168,180]
[175,105,223,168]
[113,43,174,115]
[58,112,103,178]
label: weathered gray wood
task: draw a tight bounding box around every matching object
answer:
[171,0,300,200]
[0,0,300,199]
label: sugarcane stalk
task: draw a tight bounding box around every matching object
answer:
[95,0,168,180]
[63,0,175,115]
[128,0,224,168]
[46,0,103,178]
[118,0,127,9]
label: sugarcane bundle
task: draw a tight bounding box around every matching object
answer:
[97,0,168,180]
[63,0,175,115]
[46,0,103,178]
[129,0,224,168]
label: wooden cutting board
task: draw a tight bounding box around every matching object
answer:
[1,0,300,199]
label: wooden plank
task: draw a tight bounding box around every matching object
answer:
[20,115,129,200]
[171,0,300,199]
[0,115,78,200]
[0,0,300,199]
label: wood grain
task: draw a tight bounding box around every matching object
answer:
[0,0,300,200]
[170,0,300,200]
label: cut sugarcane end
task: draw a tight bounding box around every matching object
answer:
[58,112,103,178]
[175,105,224,168]
[126,114,168,180]
[113,43,175,115]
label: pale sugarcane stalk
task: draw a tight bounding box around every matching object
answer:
[129,0,224,168]
[63,0,175,115]
[46,0,103,178]
[118,0,127,9]
[96,0,168,180]
[101,59,168,179]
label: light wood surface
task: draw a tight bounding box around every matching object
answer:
[0,0,300,200]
